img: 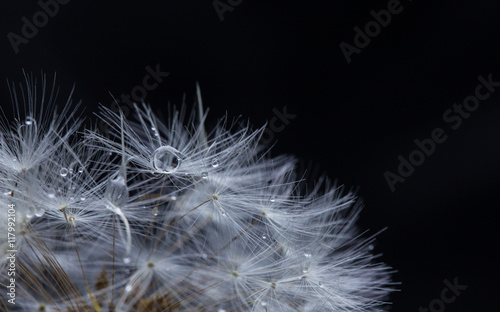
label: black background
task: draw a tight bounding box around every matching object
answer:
[1,1,499,311]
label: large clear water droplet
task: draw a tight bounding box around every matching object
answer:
[152,146,182,174]
[60,167,69,177]
[105,175,129,208]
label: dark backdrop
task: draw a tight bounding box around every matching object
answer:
[1,1,499,311]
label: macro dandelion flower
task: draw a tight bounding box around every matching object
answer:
[1,74,396,311]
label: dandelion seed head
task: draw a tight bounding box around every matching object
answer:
[1,75,396,311]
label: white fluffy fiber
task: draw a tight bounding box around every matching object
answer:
[0,74,395,311]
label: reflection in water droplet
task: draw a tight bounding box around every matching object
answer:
[152,146,182,174]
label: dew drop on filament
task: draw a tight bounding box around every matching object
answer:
[25,116,35,125]
[152,146,182,174]
[60,167,69,177]
[211,158,220,168]
[35,206,45,217]
[123,257,131,264]
[105,175,129,209]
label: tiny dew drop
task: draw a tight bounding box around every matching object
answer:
[60,167,69,177]
[201,172,208,179]
[318,281,324,287]
[218,309,227,312]
[26,206,35,219]
[35,206,45,217]
[47,192,55,199]
[269,196,276,202]
[25,116,34,125]
[78,167,84,173]
[125,284,132,292]
[260,301,267,307]
[211,158,220,168]
[105,175,129,208]
[69,168,74,174]
[304,253,312,258]
[123,257,131,264]
[262,234,267,240]
[152,146,182,174]
[218,207,227,217]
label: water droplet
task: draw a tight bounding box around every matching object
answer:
[105,175,129,208]
[151,126,156,131]
[304,253,312,258]
[368,244,374,251]
[26,206,35,219]
[218,309,227,312]
[153,209,159,216]
[60,167,69,177]
[152,146,182,174]
[201,172,208,179]
[78,167,84,173]
[211,158,220,168]
[262,234,267,240]
[123,257,131,264]
[201,253,208,260]
[302,267,309,274]
[47,192,55,199]
[25,116,34,125]
[170,195,177,201]
[80,197,86,201]
[125,284,132,292]
[269,196,276,202]
[260,301,267,307]
[69,168,74,174]
[318,281,324,287]
[35,206,45,217]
